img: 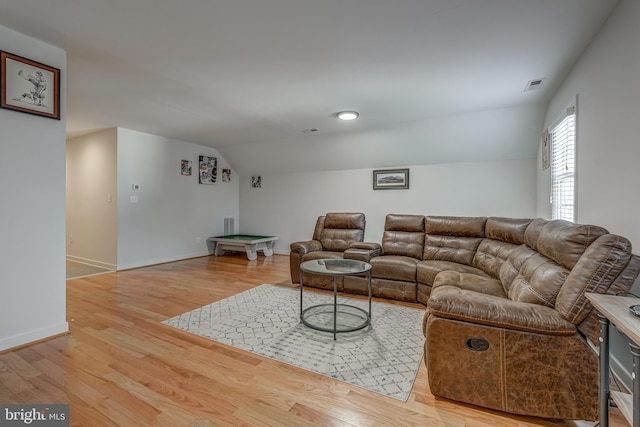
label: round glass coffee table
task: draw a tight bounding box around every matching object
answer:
[299,259,372,340]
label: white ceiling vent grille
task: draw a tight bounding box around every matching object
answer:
[524,78,546,92]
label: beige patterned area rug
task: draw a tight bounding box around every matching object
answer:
[163,284,426,401]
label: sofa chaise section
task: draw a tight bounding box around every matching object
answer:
[424,218,640,420]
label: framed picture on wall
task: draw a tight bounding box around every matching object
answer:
[542,129,550,170]
[373,168,410,190]
[181,160,192,176]
[0,50,61,120]
[198,155,217,184]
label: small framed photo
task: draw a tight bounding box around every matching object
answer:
[180,160,192,176]
[542,129,550,170]
[373,168,410,190]
[1,51,60,120]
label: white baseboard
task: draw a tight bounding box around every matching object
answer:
[116,250,212,271]
[66,255,116,271]
[0,322,69,352]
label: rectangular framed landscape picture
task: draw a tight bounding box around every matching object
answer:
[373,168,410,190]
[0,51,60,120]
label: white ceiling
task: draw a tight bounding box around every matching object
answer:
[0,0,618,175]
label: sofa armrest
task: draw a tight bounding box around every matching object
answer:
[428,286,576,336]
[349,242,381,251]
[290,240,323,255]
[344,242,382,262]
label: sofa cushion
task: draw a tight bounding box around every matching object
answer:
[320,229,365,252]
[431,271,507,298]
[381,231,424,259]
[385,214,425,232]
[536,220,608,270]
[506,253,569,308]
[524,219,608,269]
[499,245,537,292]
[428,281,576,335]
[316,212,365,252]
[523,218,548,250]
[471,218,532,279]
[417,260,487,287]
[323,212,366,230]
[425,216,487,237]
[472,239,520,279]
[371,278,417,301]
[424,235,483,265]
[301,250,344,262]
[371,255,418,282]
[485,217,532,244]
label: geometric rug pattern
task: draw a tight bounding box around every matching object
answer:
[162,284,426,401]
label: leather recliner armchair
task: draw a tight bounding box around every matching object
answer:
[290,212,366,290]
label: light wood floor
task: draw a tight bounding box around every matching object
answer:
[0,254,625,426]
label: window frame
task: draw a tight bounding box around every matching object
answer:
[549,102,577,222]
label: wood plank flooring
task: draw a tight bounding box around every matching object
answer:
[0,254,626,426]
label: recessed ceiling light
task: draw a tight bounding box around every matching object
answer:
[337,111,359,121]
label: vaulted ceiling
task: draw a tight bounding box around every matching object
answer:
[0,0,618,175]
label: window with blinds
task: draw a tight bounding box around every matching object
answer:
[550,106,576,222]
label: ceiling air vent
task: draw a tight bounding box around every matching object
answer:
[524,78,545,92]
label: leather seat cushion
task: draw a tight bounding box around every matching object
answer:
[301,251,344,262]
[417,260,487,287]
[371,255,418,281]
[431,271,507,298]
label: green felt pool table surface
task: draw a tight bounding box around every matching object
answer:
[214,234,273,240]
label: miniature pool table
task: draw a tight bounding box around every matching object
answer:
[207,234,279,260]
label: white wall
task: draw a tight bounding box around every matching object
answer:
[0,26,68,351]
[240,159,536,254]
[222,104,545,177]
[66,128,117,269]
[116,128,239,269]
[539,0,640,388]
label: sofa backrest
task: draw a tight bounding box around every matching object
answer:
[472,217,532,278]
[501,220,609,308]
[500,219,640,340]
[381,214,425,259]
[316,212,366,252]
[424,216,486,265]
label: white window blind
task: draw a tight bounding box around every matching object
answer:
[550,106,576,222]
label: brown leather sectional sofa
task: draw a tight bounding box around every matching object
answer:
[290,213,640,420]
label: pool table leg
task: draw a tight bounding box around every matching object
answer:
[263,241,275,257]
[245,244,258,260]
[213,243,225,256]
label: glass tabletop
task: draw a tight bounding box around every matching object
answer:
[300,259,371,275]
